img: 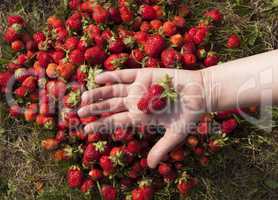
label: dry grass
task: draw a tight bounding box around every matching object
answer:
[0,0,278,200]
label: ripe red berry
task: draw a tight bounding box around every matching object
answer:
[139,5,157,21]
[67,166,83,189]
[227,34,241,48]
[101,185,117,200]
[144,34,166,57]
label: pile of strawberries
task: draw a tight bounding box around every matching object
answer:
[0,0,246,199]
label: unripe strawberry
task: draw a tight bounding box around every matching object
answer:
[41,138,59,150]
[227,34,241,48]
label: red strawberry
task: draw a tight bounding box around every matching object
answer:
[199,156,209,166]
[69,49,85,65]
[4,25,21,43]
[169,147,185,161]
[101,185,117,200]
[89,168,103,180]
[119,6,133,23]
[85,46,107,65]
[46,80,67,98]
[0,72,12,91]
[11,40,24,52]
[193,27,208,45]
[108,7,122,24]
[80,179,94,193]
[139,5,157,21]
[68,0,81,10]
[83,141,108,167]
[150,19,162,30]
[112,127,129,142]
[22,76,37,92]
[52,147,73,161]
[182,42,196,54]
[208,139,223,153]
[100,155,114,175]
[132,180,153,200]
[104,53,129,70]
[227,34,241,48]
[221,118,237,134]
[7,15,25,26]
[126,140,141,154]
[161,48,182,68]
[197,122,209,135]
[51,50,65,64]
[64,36,79,50]
[54,27,68,42]
[47,16,63,28]
[66,13,82,31]
[92,4,109,24]
[134,31,148,45]
[177,172,196,195]
[144,57,160,68]
[24,103,38,121]
[127,48,145,68]
[140,21,151,33]
[67,166,83,189]
[162,21,177,37]
[55,130,66,143]
[41,138,59,150]
[173,16,186,29]
[204,52,219,67]
[108,38,126,53]
[9,104,22,117]
[158,163,172,176]
[14,86,28,97]
[144,34,166,57]
[33,32,46,44]
[87,132,102,143]
[193,146,205,156]
[204,9,223,22]
[37,51,53,68]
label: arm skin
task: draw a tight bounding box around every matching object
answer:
[78,49,278,168]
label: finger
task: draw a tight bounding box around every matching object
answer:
[81,84,128,105]
[78,98,127,118]
[84,112,132,133]
[95,69,138,84]
[147,130,186,168]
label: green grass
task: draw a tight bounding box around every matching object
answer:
[0,0,278,200]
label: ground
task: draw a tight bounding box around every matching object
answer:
[0,0,277,200]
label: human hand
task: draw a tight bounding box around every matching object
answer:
[78,68,206,168]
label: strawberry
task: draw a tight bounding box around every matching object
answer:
[33,32,46,44]
[25,40,36,51]
[47,16,63,28]
[144,34,166,57]
[176,172,196,195]
[46,80,67,98]
[67,166,83,189]
[22,76,37,92]
[52,147,73,161]
[101,185,117,200]
[7,15,25,26]
[208,139,223,153]
[199,156,209,166]
[119,6,133,23]
[132,180,153,200]
[64,36,79,50]
[55,130,66,143]
[0,72,12,91]
[66,13,82,31]
[204,51,219,67]
[51,50,65,64]
[14,68,28,82]
[57,62,76,80]
[182,53,196,67]
[170,34,184,48]
[87,132,102,143]
[89,168,103,180]
[9,104,22,118]
[4,25,21,43]
[85,46,107,65]
[104,53,129,70]
[14,86,28,97]
[197,122,209,135]
[162,21,177,37]
[204,9,223,22]
[221,118,237,134]
[112,127,129,142]
[16,54,28,65]
[158,163,172,176]
[83,141,108,167]
[64,90,81,108]
[68,0,81,10]
[11,40,24,52]
[227,34,241,48]
[53,27,68,42]
[80,179,94,193]
[169,147,185,161]
[24,103,38,121]
[37,51,53,68]
[161,48,182,68]
[69,49,85,65]
[46,63,58,78]
[178,4,190,17]
[41,138,59,150]
[126,140,141,154]
[100,155,114,175]
[108,7,122,24]
[150,19,162,30]
[140,21,151,33]
[92,4,109,24]
[139,5,157,21]
[153,5,164,18]
[173,16,186,29]
[186,135,199,148]
[108,38,126,53]
[193,146,205,156]
[196,48,207,60]
[127,48,145,68]
[193,27,209,45]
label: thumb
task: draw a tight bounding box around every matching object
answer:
[147,129,186,168]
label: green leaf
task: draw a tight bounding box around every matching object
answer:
[0,58,9,65]
[247,25,260,46]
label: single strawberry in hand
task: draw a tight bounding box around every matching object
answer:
[137,74,177,114]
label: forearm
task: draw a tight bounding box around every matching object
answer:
[201,50,278,112]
